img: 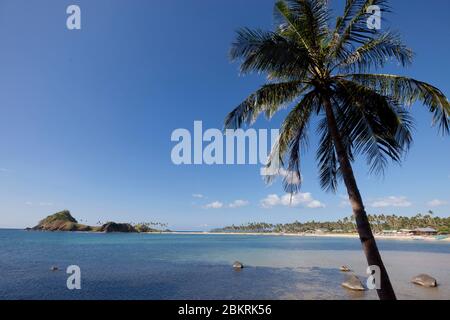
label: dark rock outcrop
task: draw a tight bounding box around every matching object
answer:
[100,222,137,233]
[412,274,438,287]
[340,265,352,272]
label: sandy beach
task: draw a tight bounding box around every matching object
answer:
[162,231,450,242]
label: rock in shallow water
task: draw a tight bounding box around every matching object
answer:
[341,275,365,291]
[412,274,438,287]
[340,265,351,272]
[233,261,244,269]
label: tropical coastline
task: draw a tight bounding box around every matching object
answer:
[1,0,450,304]
[5,210,450,300]
[162,231,450,242]
[27,210,450,244]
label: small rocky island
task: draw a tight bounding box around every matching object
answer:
[27,210,160,233]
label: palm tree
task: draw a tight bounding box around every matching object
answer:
[224,0,449,300]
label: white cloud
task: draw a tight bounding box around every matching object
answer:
[370,196,412,208]
[427,199,448,207]
[278,169,301,185]
[192,194,205,198]
[25,201,54,207]
[203,201,224,209]
[261,194,281,208]
[228,200,249,208]
[308,200,325,209]
[339,195,351,208]
[201,199,249,209]
[39,202,54,206]
[261,193,325,209]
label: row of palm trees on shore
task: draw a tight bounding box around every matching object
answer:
[215,213,450,234]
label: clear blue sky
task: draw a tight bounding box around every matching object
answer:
[0,0,449,229]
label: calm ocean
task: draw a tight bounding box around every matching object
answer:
[0,229,449,300]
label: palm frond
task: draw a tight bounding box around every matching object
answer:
[316,117,340,192]
[332,79,414,175]
[337,32,413,72]
[230,28,311,77]
[316,110,354,193]
[334,0,365,33]
[274,0,330,64]
[266,90,320,193]
[224,81,308,129]
[348,74,450,134]
[331,0,389,59]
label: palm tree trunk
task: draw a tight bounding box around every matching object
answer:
[323,96,397,300]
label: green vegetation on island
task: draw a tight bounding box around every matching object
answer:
[28,210,168,233]
[30,210,95,232]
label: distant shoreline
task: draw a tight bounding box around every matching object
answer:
[5,228,449,243]
[161,231,450,242]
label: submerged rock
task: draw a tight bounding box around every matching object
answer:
[340,265,352,272]
[233,261,244,269]
[412,274,438,288]
[342,275,365,291]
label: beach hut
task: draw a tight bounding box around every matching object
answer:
[412,227,438,236]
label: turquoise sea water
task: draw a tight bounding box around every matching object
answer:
[0,229,449,300]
